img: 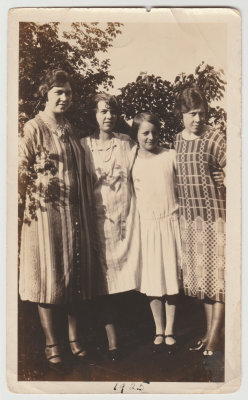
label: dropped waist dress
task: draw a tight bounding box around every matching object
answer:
[132,148,181,297]
[174,126,226,302]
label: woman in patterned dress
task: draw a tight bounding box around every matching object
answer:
[19,69,94,371]
[81,93,139,360]
[174,87,226,358]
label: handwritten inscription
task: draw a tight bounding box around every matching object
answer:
[113,382,150,393]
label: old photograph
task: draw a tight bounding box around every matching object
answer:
[7,7,241,394]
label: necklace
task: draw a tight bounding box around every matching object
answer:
[91,135,115,163]
[40,112,70,142]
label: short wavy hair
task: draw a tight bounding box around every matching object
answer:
[38,69,71,99]
[132,112,160,140]
[174,86,208,118]
[87,92,121,128]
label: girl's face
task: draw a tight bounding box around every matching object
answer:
[182,105,206,135]
[96,100,117,133]
[137,121,159,152]
[46,82,72,115]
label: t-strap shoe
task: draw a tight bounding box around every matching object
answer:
[45,344,66,373]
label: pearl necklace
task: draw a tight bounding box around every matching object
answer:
[91,135,115,163]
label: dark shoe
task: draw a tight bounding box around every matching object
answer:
[165,334,178,355]
[203,350,224,368]
[108,349,120,361]
[69,339,88,362]
[152,334,165,354]
[45,344,66,374]
[189,339,206,352]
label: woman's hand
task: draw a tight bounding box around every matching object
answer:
[212,169,226,188]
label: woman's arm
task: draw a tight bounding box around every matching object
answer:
[18,121,36,231]
[18,122,36,198]
[171,149,179,201]
[212,131,226,188]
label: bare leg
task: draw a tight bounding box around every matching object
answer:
[105,323,117,350]
[67,306,87,356]
[164,302,176,345]
[203,302,213,344]
[38,304,58,345]
[67,309,79,342]
[205,301,225,351]
[150,297,165,344]
[38,304,62,364]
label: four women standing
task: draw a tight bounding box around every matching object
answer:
[19,70,226,369]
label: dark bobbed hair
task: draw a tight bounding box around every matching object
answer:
[174,87,208,117]
[93,92,120,115]
[132,112,160,140]
[38,69,71,100]
[87,92,121,129]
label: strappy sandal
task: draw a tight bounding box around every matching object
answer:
[69,339,87,362]
[164,334,178,355]
[189,339,206,352]
[152,334,165,353]
[45,344,66,373]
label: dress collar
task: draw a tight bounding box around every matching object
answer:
[89,132,118,151]
[38,111,71,142]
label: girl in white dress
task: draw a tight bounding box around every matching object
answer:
[132,112,181,354]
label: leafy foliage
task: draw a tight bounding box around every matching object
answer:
[19,23,226,145]
[117,73,177,144]
[19,22,123,133]
[118,62,226,146]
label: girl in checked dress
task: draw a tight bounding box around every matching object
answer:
[132,112,181,354]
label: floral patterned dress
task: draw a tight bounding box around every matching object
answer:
[174,126,226,302]
[19,111,94,304]
[81,133,140,295]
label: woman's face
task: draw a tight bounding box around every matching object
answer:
[46,82,72,115]
[182,105,206,135]
[137,121,159,152]
[95,100,117,133]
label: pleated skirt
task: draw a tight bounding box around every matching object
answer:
[137,215,181,297]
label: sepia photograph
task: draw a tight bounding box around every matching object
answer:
[7,7,241,394]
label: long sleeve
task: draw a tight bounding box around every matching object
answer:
[18,122,36,198]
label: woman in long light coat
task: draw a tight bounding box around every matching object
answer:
[19,69,94,371]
